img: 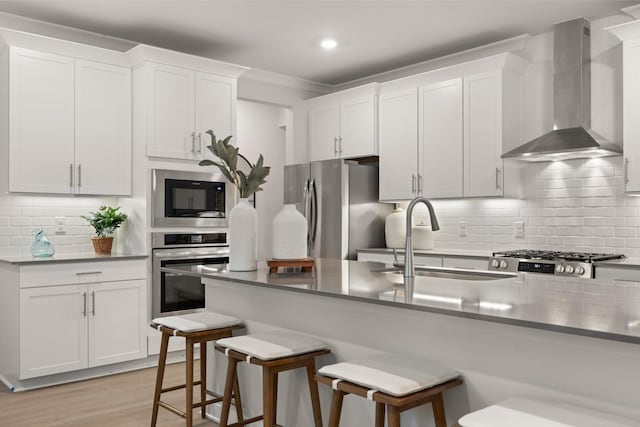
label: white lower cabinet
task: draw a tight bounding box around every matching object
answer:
[19,279,146,379]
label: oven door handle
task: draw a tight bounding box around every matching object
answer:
[153,251,230,260]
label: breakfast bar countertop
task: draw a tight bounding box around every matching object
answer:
[162,258,640,345]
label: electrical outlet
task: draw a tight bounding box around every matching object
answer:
[459,221,467,237]
[515,221,524,238]
[55,216,66,234]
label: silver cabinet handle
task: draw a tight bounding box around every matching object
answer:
[77,164,81,188]
[625,157,630,185]
[417,174,423,194]
[334,137,338,155]
[91,291,96,316]
[338,136,343,155]
[76,271,103,275]
[197,133,202,154]
[411,174,417,193]
[82,292,87,317]
[69,163,74,189]
[495,167,501,190]
[191,132,196,154]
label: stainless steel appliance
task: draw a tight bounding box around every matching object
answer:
[284,159,392,260]
[152,232,229,318]
[151,169,234,228]
[488,250,625,279]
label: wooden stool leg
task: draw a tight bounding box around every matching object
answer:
[219,357,239,427]
[262,367,278,427]
[432,393,447,427]
[150,332,170,427]
[305,359,323,427]
[328,389,345,427]
[199,340,207,418]
[186,337,194,427]
[375,403,385,427]
[233,371,245,423]
[387,405,401,427]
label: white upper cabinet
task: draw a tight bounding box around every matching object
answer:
[8,48,75,194]
[419,78,463,198]
[5,44,132,196]
[129,45,245,161]
[378,53,525,201]
[608,21,640,192]
[379,88,418,201]
[307,83,378,162]
[75,59,131,196]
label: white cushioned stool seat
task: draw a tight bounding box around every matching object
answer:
[318,353,460,397]
[216,330,326,360]
[458,397,640,427]
[152,311,241,333]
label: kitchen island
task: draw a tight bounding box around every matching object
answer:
[164,259,640,426]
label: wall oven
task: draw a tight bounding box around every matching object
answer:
[152,169,234,228]
[152,232,229,318]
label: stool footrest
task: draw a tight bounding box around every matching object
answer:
[158,401,186,419]
[161,380,203,393]
[227,414,264,426]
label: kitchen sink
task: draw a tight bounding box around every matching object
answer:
[371,266,517,281]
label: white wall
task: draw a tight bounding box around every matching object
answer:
[237,100,287,260]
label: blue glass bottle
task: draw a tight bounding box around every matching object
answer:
[31,229,55,257]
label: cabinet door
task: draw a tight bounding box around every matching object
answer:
[88,280,146,367]
[464,70,503,197]
[419,78,463,198]
[339,95,377,158]
[379,88,418,201]
[75,60,131,196]
[624,38,640,192]
[19,285,88,379]
[147,63,195,159]
[9,48,75,193]
[195,72,236,161]
[309,104,340,162]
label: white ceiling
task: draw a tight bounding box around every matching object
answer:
[0,1,636,85]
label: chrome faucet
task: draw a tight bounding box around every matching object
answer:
[404,197,440,278]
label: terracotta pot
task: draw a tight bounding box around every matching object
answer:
[91,236,114,255]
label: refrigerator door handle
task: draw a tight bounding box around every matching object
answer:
[303,179,311,246]
[310,179,318,249]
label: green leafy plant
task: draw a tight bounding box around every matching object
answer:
[81,206,128,238]
[199,131,271,198]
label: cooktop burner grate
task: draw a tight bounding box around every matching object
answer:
[492,250,625,263]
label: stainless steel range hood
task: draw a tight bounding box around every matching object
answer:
[502,18,622,162]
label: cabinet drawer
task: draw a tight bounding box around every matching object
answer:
[20,259,146,288]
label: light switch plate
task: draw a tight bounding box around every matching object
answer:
[515,221,524,238]
[459,221,467,237]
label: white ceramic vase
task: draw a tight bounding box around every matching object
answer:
[385,207,406,249]
[229,198,258,271]
[272,204,307,259]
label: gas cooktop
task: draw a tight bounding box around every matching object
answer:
[488,249,625,278]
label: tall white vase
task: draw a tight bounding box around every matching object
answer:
[272,204,307,259]
[229,198,258,271]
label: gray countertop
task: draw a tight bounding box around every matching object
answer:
[163,258,640,345]
[0,252,148,265]
[357,247,493,258]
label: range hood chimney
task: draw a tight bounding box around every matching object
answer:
[502,18,621,162]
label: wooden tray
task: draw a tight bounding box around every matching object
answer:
[266,257,315,273]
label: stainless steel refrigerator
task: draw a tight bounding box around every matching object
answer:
[284,159,392,260]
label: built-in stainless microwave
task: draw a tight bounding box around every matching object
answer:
[152,169,233,228]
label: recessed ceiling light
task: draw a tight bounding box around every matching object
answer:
[320,38,338,50]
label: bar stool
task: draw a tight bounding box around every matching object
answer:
[315,353,463,427]
[457,397,640,427]
[215,330,330,427]
[150,311,245,427]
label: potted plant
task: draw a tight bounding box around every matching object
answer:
[199,131,270,271]
[82,205,128,255]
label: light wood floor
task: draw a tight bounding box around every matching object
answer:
[0,362,219,427]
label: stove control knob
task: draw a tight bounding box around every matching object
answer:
[499,260,508,269]
[556,264,565,273]
[565,265,575,274]
[491,259,500,268]
[575,266,586,275]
